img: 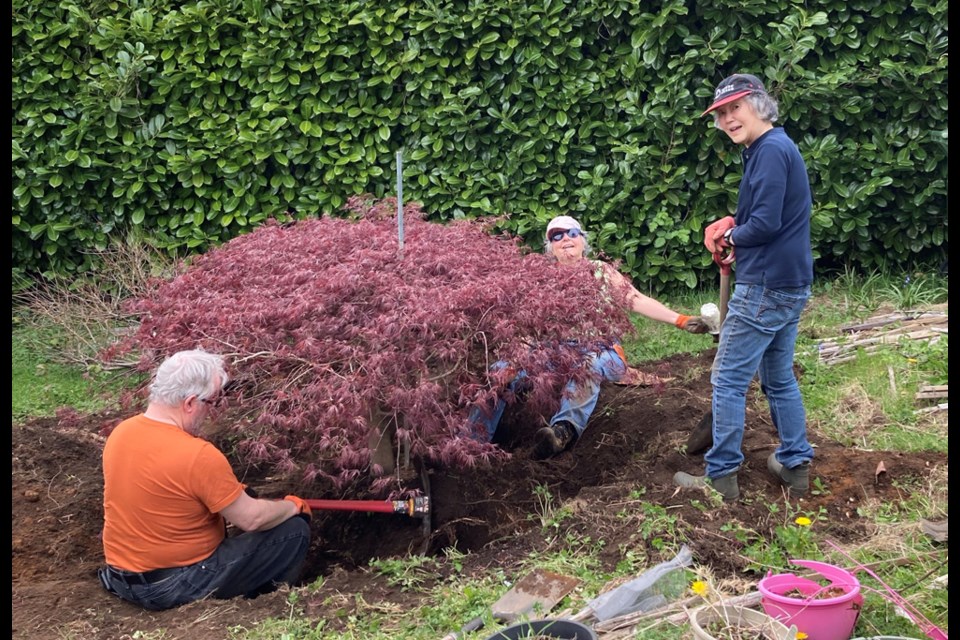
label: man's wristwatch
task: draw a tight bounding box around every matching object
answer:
[722,227,735,246]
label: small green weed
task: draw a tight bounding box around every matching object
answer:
[614,547,644,574]
[530,483,572,530]
[368,555,439,591]
[442,547,467,574]
[741,506,826,572]
[719,520,755,546]
[809,476,830,497]
[635,503,680,547]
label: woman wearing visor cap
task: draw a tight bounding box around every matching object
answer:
[465,215,710,459]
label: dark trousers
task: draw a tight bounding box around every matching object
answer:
[99,517,311,611]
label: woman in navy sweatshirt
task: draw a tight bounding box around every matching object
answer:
[674,73,815,502]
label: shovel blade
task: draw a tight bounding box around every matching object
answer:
[686,410,713,456]
[491,569,580,623]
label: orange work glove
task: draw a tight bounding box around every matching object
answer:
[704,216,735,253]
[284,495,312,522]
[675,315,710,334]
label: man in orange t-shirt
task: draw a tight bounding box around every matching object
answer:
[98,349,313,611]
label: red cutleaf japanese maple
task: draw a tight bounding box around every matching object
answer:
[107,196,637,490]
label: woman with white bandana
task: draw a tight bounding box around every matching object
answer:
[465,215,710,459]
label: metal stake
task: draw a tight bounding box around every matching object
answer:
[396,150,404,253]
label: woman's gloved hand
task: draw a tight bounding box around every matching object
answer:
[675,315,711,334]
[704,216,735,253]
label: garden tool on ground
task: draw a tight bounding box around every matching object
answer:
[440,569,581,640]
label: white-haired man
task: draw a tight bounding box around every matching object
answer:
[98,349,313,610]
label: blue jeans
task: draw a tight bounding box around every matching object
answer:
[98,516,311,611]
[706,283,814,479]
[466,345,627,441]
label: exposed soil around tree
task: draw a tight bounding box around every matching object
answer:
[13,348,947,639]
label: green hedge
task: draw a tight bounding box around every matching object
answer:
[12,0,948,289]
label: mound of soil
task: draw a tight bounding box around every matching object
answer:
[12,349,946,639]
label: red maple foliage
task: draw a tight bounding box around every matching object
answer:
[106,196,638,492]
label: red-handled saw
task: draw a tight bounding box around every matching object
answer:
[304,496,430,518]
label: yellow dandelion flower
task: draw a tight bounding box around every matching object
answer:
[691,580,709,596]
[795,516,812,527]
[796,632,809,639]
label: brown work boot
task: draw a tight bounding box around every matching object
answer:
[533,421,576,459]
[673,471,740,502]
[767,453,810,497]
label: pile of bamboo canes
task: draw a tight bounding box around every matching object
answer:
[815,308,947,366]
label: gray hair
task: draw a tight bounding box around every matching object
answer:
[148,349,229,406]
[715,91,779,123]
[543,231,592,259]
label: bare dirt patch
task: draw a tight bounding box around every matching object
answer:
[12,349,946,639]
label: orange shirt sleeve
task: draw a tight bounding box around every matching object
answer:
[192,442,245,514]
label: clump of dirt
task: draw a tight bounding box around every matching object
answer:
[12,349,947,639]
[782,586,849,600]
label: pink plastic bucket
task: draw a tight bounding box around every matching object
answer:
[758,560,864,640]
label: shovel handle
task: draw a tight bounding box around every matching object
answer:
[439,615,484,640]
[713,250,731,328]
[719,272,730,327]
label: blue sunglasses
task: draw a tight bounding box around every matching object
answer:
[548,228,583,243]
